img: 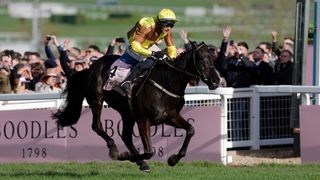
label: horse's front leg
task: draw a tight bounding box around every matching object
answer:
[132,119,153,161]
[118,116,150,172]
[166,115,194,166]
[88,99,119,160]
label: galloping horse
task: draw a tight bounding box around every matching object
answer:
[53,41,221,171]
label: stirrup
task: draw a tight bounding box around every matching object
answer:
[121,81,131,87]
[120,81,132,99]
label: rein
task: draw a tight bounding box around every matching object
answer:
[163,43,206,79]
[147,43,207,99]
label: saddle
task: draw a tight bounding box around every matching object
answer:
[103,59,147,97]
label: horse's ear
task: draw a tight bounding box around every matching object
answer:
[190,41,198,48]
[200,41,207,46]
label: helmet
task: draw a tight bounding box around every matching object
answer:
[157,9,177,22]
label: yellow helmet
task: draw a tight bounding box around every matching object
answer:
[157,9,177,22]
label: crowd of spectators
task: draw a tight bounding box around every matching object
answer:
[179,26,294,88]
[0,26,294,94]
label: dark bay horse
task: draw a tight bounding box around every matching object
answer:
[53,41,221,171]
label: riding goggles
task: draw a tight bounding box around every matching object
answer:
[161,21,175,28]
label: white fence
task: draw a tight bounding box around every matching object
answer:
[1,85,320,156]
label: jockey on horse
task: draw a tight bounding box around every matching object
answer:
[119,8,178,98]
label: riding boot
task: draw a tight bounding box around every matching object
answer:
[120,58,155,98]
[120,63,147,98]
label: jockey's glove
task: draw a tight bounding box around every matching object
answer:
[152,51,165,59]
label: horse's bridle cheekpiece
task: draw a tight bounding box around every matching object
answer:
[149,43,210,99]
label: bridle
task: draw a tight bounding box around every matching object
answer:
[163,43,210,81]
[148,43,212,99]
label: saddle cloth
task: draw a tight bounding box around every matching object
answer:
[103,59,132,91]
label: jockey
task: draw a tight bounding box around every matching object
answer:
[119,8,178,98]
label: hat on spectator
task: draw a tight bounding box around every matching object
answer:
[44,60,57,68]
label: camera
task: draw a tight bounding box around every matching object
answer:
[230,40,234,45]
[115,37,125,43]
[46,35,51,41]
[19,77,30,83]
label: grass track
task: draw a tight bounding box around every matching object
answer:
[0,161,319,180]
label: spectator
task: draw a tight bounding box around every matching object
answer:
[0,69,11,93]
[86,44,104,58]
[271,31,294,56]
[11,51,22,67]
[105,37,126,55]
[215,26,256,88]
[259,41,277,69]
[251,47,275,85]
[73,59,87,72]
[178,29,192,50]
[178,28,219,59]
[1,50,14,71]
[27,52,42,65]
[29,62,45,91]
[274,49,293,85]
[237,41,249,57]
[11,63,34,93]
[35,72,63,93]
[247,51,254,62]
[56,38,88,78]
[44,59,58,73]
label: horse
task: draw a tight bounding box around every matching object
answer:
[53,41,221,172]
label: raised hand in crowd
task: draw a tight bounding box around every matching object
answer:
[63,39,71,51]
[178,29,192,51]
[271,31,277,43]
[223,26,232,41]
[179,29,189,44]
[44,35,51,45]
[51,35,60,47]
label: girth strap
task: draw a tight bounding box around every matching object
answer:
[148,79,182,99]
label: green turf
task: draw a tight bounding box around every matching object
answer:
[0,161,319,180]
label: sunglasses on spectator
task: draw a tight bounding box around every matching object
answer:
[161,21,175,28]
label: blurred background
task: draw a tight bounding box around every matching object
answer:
[0,0,308,55]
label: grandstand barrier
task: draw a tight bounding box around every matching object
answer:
[1,85,320,165]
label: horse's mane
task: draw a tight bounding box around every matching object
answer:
[154,49,192,69]
[170,41,206,65]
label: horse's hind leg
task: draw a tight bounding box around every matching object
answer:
[118,116,150,172]
[166,115,194,166]
[89,101,119,160]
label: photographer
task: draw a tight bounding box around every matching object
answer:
[11,63,34,93]
[105,37,126,55]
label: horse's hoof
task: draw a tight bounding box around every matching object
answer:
[118,151,131,161]
[108,146,119,160]
[167,154,179,166]
[139,164,151,173]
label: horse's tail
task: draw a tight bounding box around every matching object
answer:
[52,70,89,127]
